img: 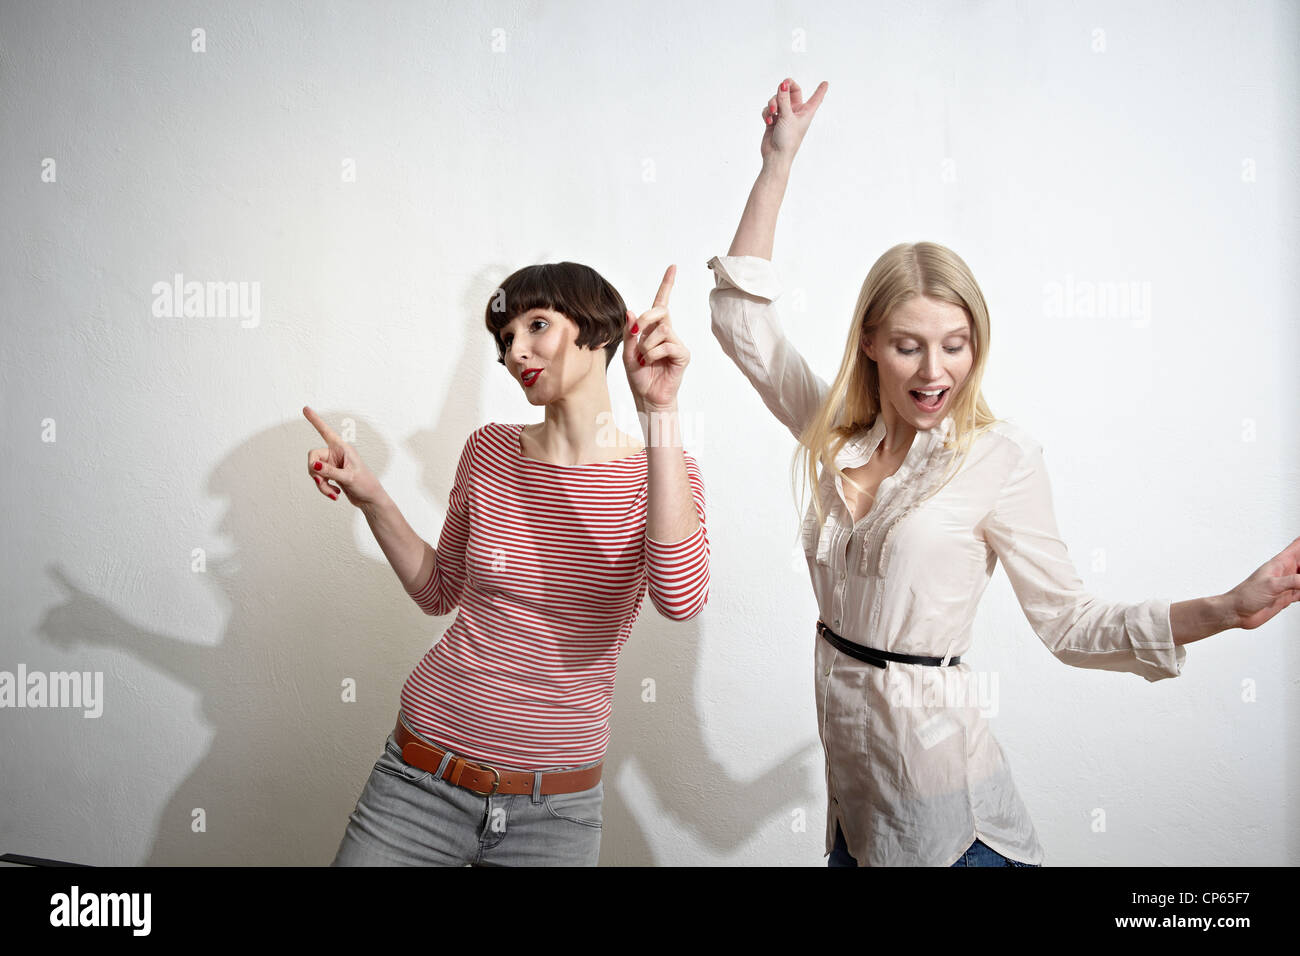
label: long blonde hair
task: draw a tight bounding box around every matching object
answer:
[793,242,1004,529]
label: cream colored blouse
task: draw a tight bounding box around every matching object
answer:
[707,253,1185,866]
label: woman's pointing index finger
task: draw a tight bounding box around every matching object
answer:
[302,405,339,444]
[652,264,677,309]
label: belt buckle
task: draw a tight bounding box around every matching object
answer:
[452,756,502,796]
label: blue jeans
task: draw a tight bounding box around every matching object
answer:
[330,731,604,866]
[828,822,1040,867]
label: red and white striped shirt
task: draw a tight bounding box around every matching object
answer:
[399,422,709,769]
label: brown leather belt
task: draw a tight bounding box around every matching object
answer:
[393,715,602,796]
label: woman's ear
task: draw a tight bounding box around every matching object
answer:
[859,331,876,362]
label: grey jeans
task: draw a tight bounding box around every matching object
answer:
[330,731,604,866]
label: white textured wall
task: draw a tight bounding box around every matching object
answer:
[1,0,1296,866]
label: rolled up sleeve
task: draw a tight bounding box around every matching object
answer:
[707,254,829,442]
[980,438,1185,682]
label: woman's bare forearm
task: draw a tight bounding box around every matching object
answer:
[1170,594,1239,645]
[360,491,435,595]
[727,157,793,260]
[641,403,699,542]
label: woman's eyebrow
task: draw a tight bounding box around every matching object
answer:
[501,312,539,334]
[891,326,970,337]
[506,310,548,328]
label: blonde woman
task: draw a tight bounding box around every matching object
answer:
[709,77,1300,866]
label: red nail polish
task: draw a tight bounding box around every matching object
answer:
[631,323,638,334]
[330,493,337,500]
[781,80,788,91]
[314,462,322,471]
[638,355,645,366]
[766,116,772,126]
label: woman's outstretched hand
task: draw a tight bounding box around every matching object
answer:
[624,265,689,413]
[303,405,385,509]
[761,76,828,164]
[1228,535,1300,630]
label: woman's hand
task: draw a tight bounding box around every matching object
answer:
[1228,535,1300,630]
[761,76,828,165]
[303,405,385,509]
[624,265,689,413]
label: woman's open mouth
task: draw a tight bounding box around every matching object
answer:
[522,368,542,387]
[909,387,948,412]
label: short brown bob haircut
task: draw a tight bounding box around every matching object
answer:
[485,262,627,369]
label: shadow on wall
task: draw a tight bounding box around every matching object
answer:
[601,614,822,865]
[33,267,819,865]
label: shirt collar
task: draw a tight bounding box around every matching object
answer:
[837,412,954,466]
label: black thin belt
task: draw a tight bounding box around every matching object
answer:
[816,620,960,668]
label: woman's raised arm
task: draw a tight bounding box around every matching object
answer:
[727,78,827,259]
[623,266,711,621]
[709,77,832,442]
